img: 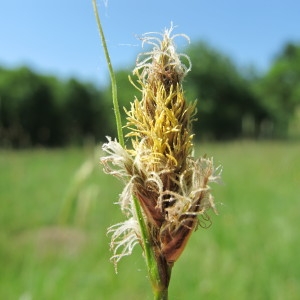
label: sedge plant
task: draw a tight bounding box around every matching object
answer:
[93,1,222,299]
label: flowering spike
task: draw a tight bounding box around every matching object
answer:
[101,25,221,275]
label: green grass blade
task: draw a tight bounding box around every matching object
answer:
[92,0,124,147]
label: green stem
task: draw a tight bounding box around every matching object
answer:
[133,196,171,300]
[92,0,124,147]
[154,289,168,300]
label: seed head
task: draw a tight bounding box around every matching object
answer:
[101,25,221,268]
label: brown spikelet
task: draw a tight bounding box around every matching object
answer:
[101,25,221,268]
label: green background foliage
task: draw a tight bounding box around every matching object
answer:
[0,142,299,299]
[0,39,300,298]
[185,42,267,139]
[1,41,300,147]
[256,43,300,138]
[0,67,111,147]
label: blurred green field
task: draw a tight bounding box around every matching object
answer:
[0,141,299,300]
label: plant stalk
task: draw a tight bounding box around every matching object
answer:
[92,0,124,147]
[154,289,168,300]
[133,196,172,300]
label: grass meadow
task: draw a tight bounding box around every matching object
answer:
[0,141,299,299]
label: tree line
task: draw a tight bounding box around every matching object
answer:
[0,41,299,147]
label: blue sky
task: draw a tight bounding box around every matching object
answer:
[1,0,299,86]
